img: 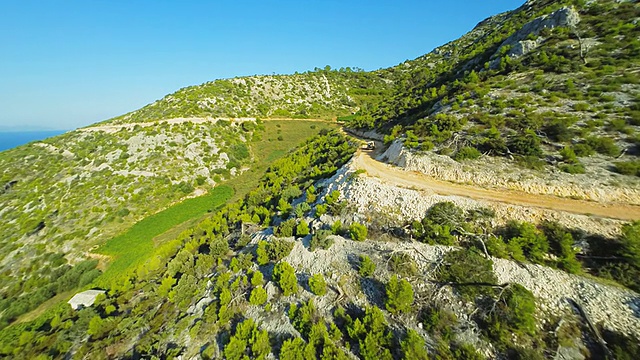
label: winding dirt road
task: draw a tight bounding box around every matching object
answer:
[353,148,640,221]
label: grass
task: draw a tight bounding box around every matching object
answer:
[94,185,233,285]
[229,120,338,201]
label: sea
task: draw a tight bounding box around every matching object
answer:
[0,130,67,152]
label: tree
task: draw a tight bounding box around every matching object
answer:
[349,222,368,241]
[487,284,537,341]
[508,130,542,157]
[256,241,270,266]
[280,338,313,360]
[249,286,268,305]
[503,221,549,264]
[425,202,464,228]
[358,255,376,277]
[308,274,327,296]
[437,249,498,300]
[347,307,393,360]
[401,329,429,360]
[296,221,310,237]
[385,275,414,314]
[273,262,298,296]
[251,271,264,286]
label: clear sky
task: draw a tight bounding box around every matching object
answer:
[0,0,524,130]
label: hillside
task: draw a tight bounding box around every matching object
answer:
[105,71,392,125]
[347,0,640,189]
[0,0,639,359]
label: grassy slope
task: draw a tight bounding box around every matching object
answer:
[94,185,234,285]
[94,119,337,284]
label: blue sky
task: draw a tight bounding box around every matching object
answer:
[0,1,524,130]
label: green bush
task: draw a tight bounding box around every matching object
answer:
[256,239,294,265]
[308,274,327,296]
[560,162,586,174]
[251,271,264,286]
[295,220,310,237]
[385,275,414,314]
[437,249,497,300]
[508,131,542,157]
[586,136,620,156]
[249,286,268,305]
[358,255,376,277]
[614,160,640,176]
[503,221,549,264]
[315,204,327,217]
[486,284,537,343]
[421,306,458,341]
[345,306,393,359]
[424,202,464,228]
[559,146,578,164]
[348,222,368,241]
[516,155,546,170]
[273,262,298,296]
[275,219,297,237]
[331,220,343,235]
[453,147,481,161]
[621,221,640,268]
[389,253,418,277]
[310,230,333,251]
[401,329,429,360]
[572,143,594,157]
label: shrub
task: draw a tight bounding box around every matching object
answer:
[572,143,594,157]
[401,329,429,360]
[250,271,264,286]
[586,136,620,156]
[273,262,298,296]
[453,147,481,161]
[308,274,327,296]
[348,222,368,241]
[503,221,549,264]
[331,220,343,235]
[437,249,497,300]
[508,130,542,156]
[421,306,458,341]
[249,286,268,305]
[560,162,586,174]
[516,155,545,170]
[358,255,376,277]
[389,253,418,277]
[256,241,270,266]
[310,230,333,251]
[559,146,578,164]
[294,202,311,218]
[614,161,640,176]
[275,219,297,237]
[346,306,393,359]
[315,204,327,217]
[486,284,537,342]
[385,275,414,314]
[621,221,640,268]
[425,202,464,228]
[256,239,294,265]
[295,220,310,237]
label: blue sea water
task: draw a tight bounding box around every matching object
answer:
[0,130,67,152]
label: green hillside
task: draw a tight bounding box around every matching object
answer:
[1,0,639,358]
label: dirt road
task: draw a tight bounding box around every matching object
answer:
[353,149,640,221]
